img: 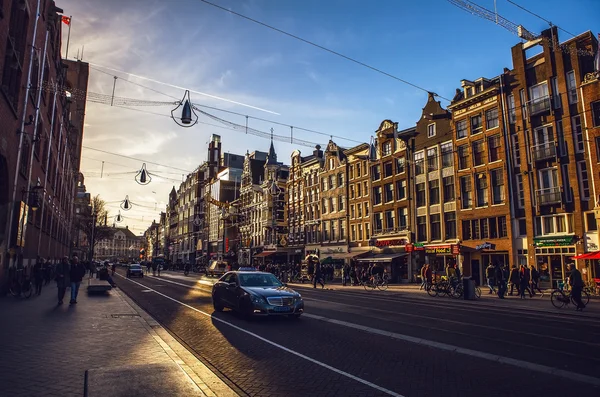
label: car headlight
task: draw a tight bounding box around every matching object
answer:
[250,294,263,304]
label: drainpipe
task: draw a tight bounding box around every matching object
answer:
[499,74,517,265]
[5,0,42,269]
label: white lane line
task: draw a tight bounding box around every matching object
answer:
[116,274,404,397]
[145,275,213,292]
[302,313,600,387]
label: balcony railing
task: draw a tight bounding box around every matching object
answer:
[527,96,551,116]
[531,141,557,162]
[536,187,562,206]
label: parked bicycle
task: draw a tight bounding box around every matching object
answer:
[427,277,481,299]
[8,267,33,298]
[360,273,389,291]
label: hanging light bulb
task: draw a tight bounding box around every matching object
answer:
[135,163,152,185]
[369,136,378,162]
[171,90,198,127]
[115,211,123,223]
[121,195,131,210]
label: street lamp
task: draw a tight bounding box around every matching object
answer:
[135,163,151,185]
[171,90,198,127]
[115,211,123,223]
[121,195,132,210]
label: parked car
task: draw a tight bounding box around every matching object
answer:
[206,260,228,277]
[212,271,304,319]
[126,264,144,278]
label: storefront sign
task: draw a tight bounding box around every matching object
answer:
[405,243,414,253]
[425,246,452,254]
[476,242,496,251]
[375,238,407,248]
[533,236,575,247]
[451,244,460,255]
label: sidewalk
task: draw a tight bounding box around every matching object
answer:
[0,278,238,397]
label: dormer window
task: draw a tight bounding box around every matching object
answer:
[427,123,436,138]
[466,87,474,97]
[382,141,392,156]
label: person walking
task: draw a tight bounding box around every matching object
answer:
[425,264,433,291]
[519,264,533,299]
[33,258,44,296]
[313,259,325,289]
[55,257,70,305]
[567,263,585,311]
[530,265,543,296]
[420,265,428,290]
[485,263,496,294]
[495,263,506,299]
[89,261,97,279]
[69,256,86,305]
[146,261,152,275]
[508,265,520,296]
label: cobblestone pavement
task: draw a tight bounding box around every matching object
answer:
[114,270,600,397]
[0,277,237,397]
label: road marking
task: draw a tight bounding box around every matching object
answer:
[145,275,213,292]
[302,313,600,387]
[116,274,404,397]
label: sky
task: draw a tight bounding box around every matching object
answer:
[59,0,600,235]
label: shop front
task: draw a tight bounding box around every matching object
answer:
[319,245,350,278]
[534,235,577,288]
[410,243,461,282]
[289,247,304,266]
[457,242,508,286]
[365,237,410,282]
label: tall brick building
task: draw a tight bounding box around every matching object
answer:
[0,0,89,291]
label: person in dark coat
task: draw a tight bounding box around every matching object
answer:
[495,263,506,299]
[69,256,86,305]
[519,264,533,299]
[55,257,70,304]
[530,265,543,296]
[568,264,585,311]
[508,265,520,296]
[313,260,325,289]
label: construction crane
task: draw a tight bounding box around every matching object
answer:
[447,0,537,41]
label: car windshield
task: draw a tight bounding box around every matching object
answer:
[238,273,283,287]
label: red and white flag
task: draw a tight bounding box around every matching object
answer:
[61,16,71,25]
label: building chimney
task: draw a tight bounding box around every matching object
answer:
[313,144,323,158]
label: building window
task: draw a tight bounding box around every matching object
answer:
[511,135,521,166]
[518,218,527,236]
[566,71,578,104]
[20,140,29,176]
[428,214,440,240]
[2,2,29,111]
[571,116,584,153]
[365,223,370,239]
[349,165,354,180]
[357,223,363,241]
[351,225,356,241]
[338,173,344,186]
[472,140,485,166]
[364,202,369,217]
[414,151,424,175]
[340,220,346,240]
[356,183,362,197]
[322,198,328,213]
[398,207,407,230]
[384,183,394,203]
[350,184,355,199]
[488,135,501,162]
[428,123,436,138]
[396,180,406,200]
[364,181,369,195]
[357,202,362,217]
[551,77,561,109]
[460,176,472,209]
[373,186,382,205]
[498,216,508,238]
[462,220,471,240]
[577,161,590,200]
[491,168,504,204]
[417,216,427,241]
[519,89,527,119]
[585,212,598,232]
[396,157,405,173]
[356,163,361,177]
[471,114,483,134]
[507,94,516,123]
[331,220,338,240]
[330,197,335,212]
[441,142,453,168]
[385,210,395,231]
[384,162,393,178]
[329,158,335,169]
[515,174,525,208]
[480,218,489,239]
[371,165,381,181]
[458,144,470,170]
[486,107,499,129]
[596,137,600,162]
[323,221,330,241]
[374,212,383,233]
[445,212,456,239]
[329,175,335,189]
[476,173,488,207]
[338,196,345,211]
[443,176,455,202]
[382,141,392,156]
[416,183,426,207]
[592,101,600,127]
[472,219,481,239]
[456,119,467,139]
[528,82,550,115]
[427,147,438,171]
[429,179,440,205]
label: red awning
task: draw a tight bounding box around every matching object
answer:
[572,252,600,260]
[253,251,276,258]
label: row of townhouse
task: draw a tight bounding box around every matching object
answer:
[144,27,599,287]
[0,0,90,292]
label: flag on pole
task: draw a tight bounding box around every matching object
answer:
[61,16,71,25]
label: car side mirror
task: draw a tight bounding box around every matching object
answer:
[228,282,237,289]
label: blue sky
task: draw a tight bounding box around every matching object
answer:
[60,0,599,233]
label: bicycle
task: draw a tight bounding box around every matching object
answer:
[550,286,589,309]
[8,267,33,298]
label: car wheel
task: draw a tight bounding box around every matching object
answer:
[213,297,224,312]
[140,274,144,278]
[238,300,254,320]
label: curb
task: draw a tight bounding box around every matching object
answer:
[114,288,238,397]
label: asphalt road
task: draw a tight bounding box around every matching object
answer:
[114,269,600,397]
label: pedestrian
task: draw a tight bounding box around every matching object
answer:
[495,263,506,299]
[33,258,44,296]
[508,265,520,296]
[567,263,585,311]
[146,261,152,275]
[425,264,433,290]
[55,256,70,305]
[69,256,86,305]
[157,262,162,276]
[313,259,325,289]
[519,264,533,299]
[485,263,496,294]
[43,259,53,285]
[419,264,428,290]
[530,265,543,296]
[89,261,97,279]
[341,264,347,286]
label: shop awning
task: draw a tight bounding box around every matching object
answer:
[356,253,406,263]
[254,251,276,258]
[321,252,367,260]
[572,252,600,260]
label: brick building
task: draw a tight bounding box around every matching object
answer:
[300,147,324,259]
[1,0,89,292]
[345,143,371,261]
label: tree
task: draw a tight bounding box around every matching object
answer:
[75,195,113,261]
